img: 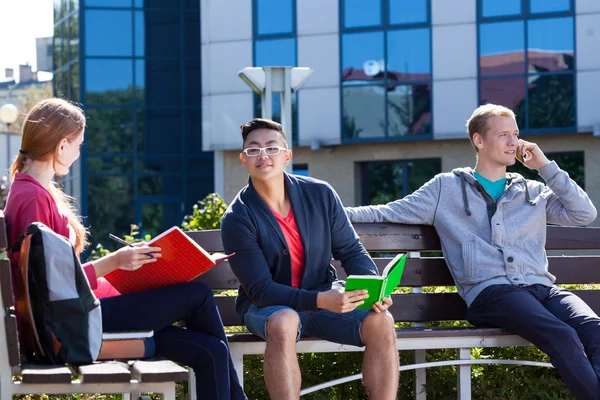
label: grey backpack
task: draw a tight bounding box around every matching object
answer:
[12,222,102,364]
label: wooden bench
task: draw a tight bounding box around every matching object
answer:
[188,223,600,399]
[0,211,189,400]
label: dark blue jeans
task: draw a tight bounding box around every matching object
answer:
[100,282,246,400]
[466,284,600,400]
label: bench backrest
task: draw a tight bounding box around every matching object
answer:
[0,211,21,368]
[187,224,600,326]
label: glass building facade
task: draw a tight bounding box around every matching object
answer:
[53,0,213,247]
[478,0,576,132]
[340,0,433,141]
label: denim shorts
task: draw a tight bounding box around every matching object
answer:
[243,304,372,347]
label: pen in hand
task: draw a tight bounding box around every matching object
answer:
[108,233,155,259]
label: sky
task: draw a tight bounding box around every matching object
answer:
[0,0,54,82]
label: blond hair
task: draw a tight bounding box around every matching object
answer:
[466,104,516,152]
[10,98,89,254]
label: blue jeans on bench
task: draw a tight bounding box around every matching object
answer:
[466,284,600,400]
[100,282,246,400]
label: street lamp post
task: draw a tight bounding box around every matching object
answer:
[238,66,313,174]
[0,103,19,173]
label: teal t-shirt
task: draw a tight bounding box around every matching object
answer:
[474,171,507,201]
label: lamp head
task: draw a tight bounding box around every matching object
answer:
[0,103,18,124]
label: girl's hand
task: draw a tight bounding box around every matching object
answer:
[115,244,162,271]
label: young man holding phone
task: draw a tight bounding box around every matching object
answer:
[346,104,600,399]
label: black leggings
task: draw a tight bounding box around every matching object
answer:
[101,282,246,400]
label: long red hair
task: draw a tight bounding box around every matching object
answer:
[9,98,88,254]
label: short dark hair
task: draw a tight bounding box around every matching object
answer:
[240,118,287,144]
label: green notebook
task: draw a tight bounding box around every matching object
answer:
[344,253,407,310]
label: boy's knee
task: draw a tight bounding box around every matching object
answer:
[266,310,300,344]
[362,311,396,344]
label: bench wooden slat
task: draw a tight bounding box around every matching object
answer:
[77,361,132,383]
[0,259,14,308]
[187,224,600,252]
[130,360,189,383]
[21,364,74,384]
[0,211,7,249]
[199,256,600,291]
[5,314,20,367]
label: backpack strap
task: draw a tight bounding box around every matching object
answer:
[14,234,45,360]
[10,233,27,253]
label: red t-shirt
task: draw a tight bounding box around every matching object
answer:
[271,206,305,288]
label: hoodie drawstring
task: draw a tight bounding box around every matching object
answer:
[461,176,472,216]
[524,183,537,206]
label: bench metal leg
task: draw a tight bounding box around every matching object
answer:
[189,368,197,400]
[414,349,426,400]
[457,348,471,400]
[231,347,244,389]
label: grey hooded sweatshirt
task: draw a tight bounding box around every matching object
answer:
[346,161,597,306]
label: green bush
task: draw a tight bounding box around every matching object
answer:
[181,193,228,231]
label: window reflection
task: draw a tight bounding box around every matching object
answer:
[530,0,571,14]
[481,0,521,17]
[86,59,133,104]
[255,38,296,66]
[69,14,79,61]
[85,10,132,56]
[85,108,134,154]
[87,176,134,245]
[527,17,574,72]
[136,59,181,106]
[344,0,381,28]
[389,0,427,24]
[137,11,181,58]
[479,21,525,76]
[342,85,386,139]
[387,28,431,81]
[86,0,131,7]
[388,84,431,136]
[87,157,134,174]
[137,109,182,155]
[479,76,526,128]
[528,73,574,129]
[342,32,384,83]
[256,0,294,35]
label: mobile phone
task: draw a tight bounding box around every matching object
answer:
[515,150,525,163]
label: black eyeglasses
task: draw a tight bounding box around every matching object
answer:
[242,146,289,157]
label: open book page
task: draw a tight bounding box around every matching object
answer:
[102,330,154,340]
[382,253,407,298]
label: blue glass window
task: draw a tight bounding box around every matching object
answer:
[342,85,386,139]
[85,10,132,56]
[136,10,181,58]
[86,0,131,7]
[389,0,428,25]
[87,157,134,174]
[479,76,526,127]
[527,17,574,72]
[479,21,525,76]
[256,0,294,35]
[342,32,385,83]
[481,0,521,17]
[530,0,571,14]
[137,109,182,155]
[528,73,574,128]
[255,38,296,66]
[387,83,431,136]
[85,108,134,154]
[184,60,201,106]
[136,59,181,106]
[184,11,201,57]
[85,59,133,104]
[344,0,381,28]
[387,28,431,81]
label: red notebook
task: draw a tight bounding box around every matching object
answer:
[104,227,229,294]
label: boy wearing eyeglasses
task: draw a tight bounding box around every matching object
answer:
[221,118,399,400]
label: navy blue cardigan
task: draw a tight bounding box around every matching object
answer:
[221,173,378,319]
